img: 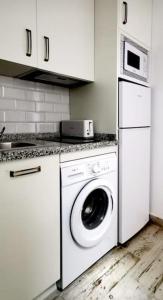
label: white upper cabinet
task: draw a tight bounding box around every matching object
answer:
[0,0,37,67]
[37,0,94,81]
[0,0,94,81]
[118,0,152,48]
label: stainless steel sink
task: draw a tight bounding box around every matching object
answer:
[0,141,37,150]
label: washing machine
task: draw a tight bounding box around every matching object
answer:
[57,152,117,290]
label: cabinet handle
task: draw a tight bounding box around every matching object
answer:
[123,1,128,25]
[26,29,32,57]
[10,166,41,178]
[44,36,50,62]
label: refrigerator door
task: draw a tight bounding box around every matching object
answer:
[119,81,151,128]
[119,127,150,244]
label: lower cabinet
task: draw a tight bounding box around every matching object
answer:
[0,155,60,300]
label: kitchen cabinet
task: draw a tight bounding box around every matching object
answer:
[0,0,94,82]
[37,0,94,81]
[118,0,152,48]
[0,155,60,300]
[0,0,37,67]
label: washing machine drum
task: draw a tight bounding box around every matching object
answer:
[70,179,114,248]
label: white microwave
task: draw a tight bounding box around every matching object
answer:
[120,35,149,83]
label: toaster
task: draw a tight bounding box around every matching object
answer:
[61,120,94,138]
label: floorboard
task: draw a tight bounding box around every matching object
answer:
[53,223,163,300]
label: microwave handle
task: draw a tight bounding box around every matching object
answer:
[123,1,128,25]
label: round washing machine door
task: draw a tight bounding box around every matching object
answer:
[70,179,114,248]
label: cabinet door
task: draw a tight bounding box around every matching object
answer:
[119,0,152,48]
[0,156,60,300]
[0,0,37,67]
[37,0,94,81]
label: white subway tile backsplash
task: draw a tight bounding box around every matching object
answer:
[0,87,2,97]
[0,112,5,121]
[25,90,45,102]
[61,113,70,121]
[0,123,16,133]
[13,78,35,89]
[0,75,70,133]
[16,100,35,112]
[36,102,53,112]
[54,122,60,132]
[4,87,26,100]
[53,104,61,113]
[45,92,61,103]
[54,103,69,113]
[26,112,45,122]
[45,112,61,122]
[0,99,15,110]
[61,89,69,104]
[36,123,55,133]
[61,104,70,113]
[5,111,26,122]
[16,123,35,133]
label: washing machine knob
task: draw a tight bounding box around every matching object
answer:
[92,164,100,173]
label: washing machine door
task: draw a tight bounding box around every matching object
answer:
[70,179,114,248]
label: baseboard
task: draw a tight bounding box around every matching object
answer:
[150,214,163,227]
[33,283,60,300]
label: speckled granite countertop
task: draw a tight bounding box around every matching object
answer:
[0,133,118,163]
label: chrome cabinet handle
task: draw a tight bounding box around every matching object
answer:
[26,29,32,57]
[123,1,128,25]
[10,166,41,178]
[44,36,50,62]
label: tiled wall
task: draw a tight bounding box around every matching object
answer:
[0,75,70,133]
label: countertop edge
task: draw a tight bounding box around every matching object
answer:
[0,140,118,163]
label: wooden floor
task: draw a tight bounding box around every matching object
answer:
[53,222,163,300]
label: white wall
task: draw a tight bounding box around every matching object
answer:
[70,0,118,134]
[0,76,69,133]
[151,0,163,219]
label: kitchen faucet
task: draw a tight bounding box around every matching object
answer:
[0,126,5,139]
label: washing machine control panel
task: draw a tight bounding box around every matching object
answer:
[88,161,110,175]
[61,153,117,185]
[92,163,101,173]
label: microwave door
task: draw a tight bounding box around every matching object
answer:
[124,42,142,77]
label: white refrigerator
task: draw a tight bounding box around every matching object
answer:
[119,81,151,244]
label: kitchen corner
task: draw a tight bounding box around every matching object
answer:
[0,0,163,300]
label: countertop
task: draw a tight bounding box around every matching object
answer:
[0,133,118,163]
